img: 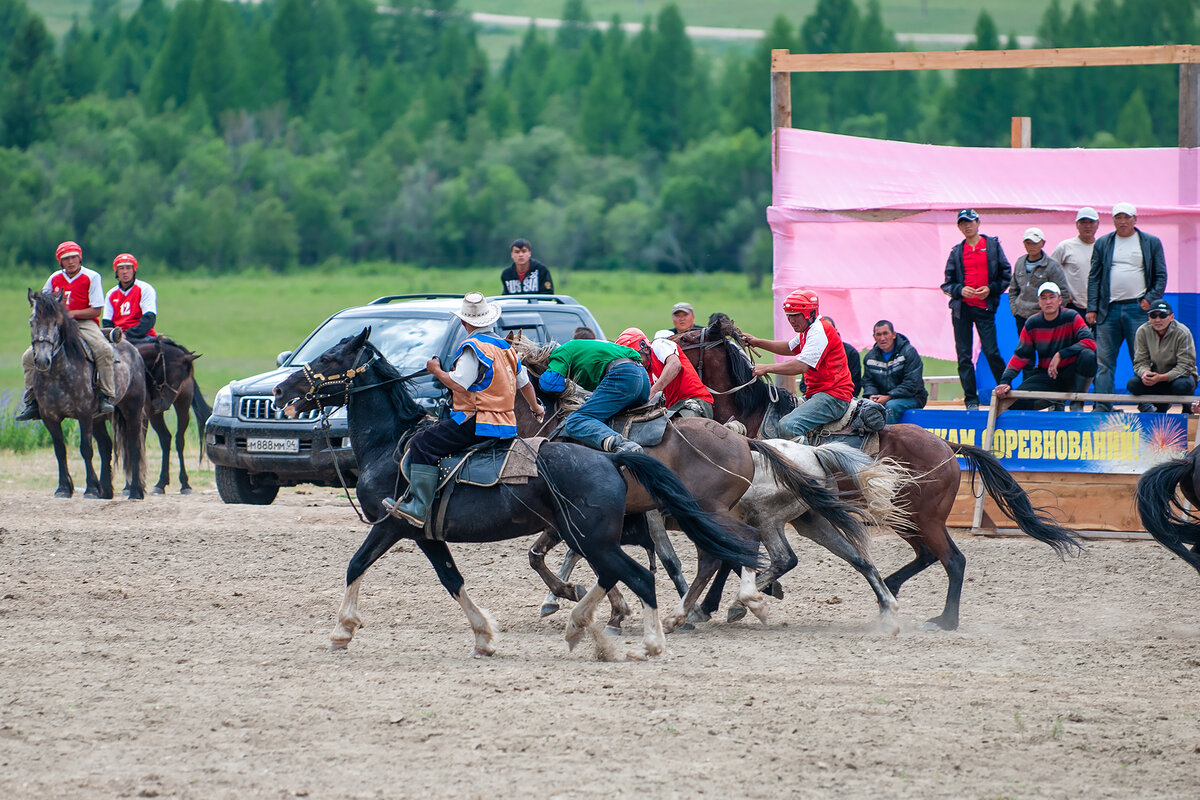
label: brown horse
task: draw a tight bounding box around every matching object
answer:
[677,313,1084,631]
[136,337,212,494]
[1136,445,1200,578]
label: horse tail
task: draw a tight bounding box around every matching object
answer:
[747,439,870,543]
[612,452,761,571]
[1135,452,1200,570]
[809,442,912,533]
[950,443,1084,557]
[191,374,212,443]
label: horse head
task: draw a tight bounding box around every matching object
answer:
[275,327,373,417]
[28,289,82,371]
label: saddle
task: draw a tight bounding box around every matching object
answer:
[609,402,669,447]
[806,398,886,455]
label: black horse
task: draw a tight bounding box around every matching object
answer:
[273,328,761,659]
[137,337,212,494]
[27,289,146,500]
[1136,445,1200,578]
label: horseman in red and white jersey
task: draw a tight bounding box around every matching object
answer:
[614,327,714,419]
[741,289,855,441]
[103,253,157,342]
[17,241,116,420]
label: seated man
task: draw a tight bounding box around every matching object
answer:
[383,292,544,527]
[538,338,649,453]
[1126,300,1197,413]
[861,320,928,424]
[994,282,1097,411]
[614,327,714,419]
[741,289,855,441]
[102,253,157,343]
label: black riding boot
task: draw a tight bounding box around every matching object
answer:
[14,394,40,421]
[97,393,116,415]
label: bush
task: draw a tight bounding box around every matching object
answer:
[0,388,79,452]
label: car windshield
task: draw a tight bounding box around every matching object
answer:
[290,315,452,374]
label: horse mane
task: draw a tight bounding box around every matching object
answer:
[508,334,589,412]
[360,341,425,425]
[156,335,199,359]
[705,313,798,418]
[32,291,88,363]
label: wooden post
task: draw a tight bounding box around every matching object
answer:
[972,397,1006,530]
[1011,116,1032,147]
[1180,63,1200,148]
[771,51,792,171]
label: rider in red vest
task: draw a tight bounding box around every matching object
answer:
[17,241,116,420]
[741,289,854,441]
[103,253,157,341]
[614,327,714,418]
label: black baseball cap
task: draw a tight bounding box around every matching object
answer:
[957,209,979,222]
[1149,300,1172,315]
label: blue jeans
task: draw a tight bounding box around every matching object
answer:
[1094,301,1144,411]
[779,392,851,439]
[563,363,650,450]
[882,396,923,424]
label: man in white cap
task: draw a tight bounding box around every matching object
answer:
[1009,227,1071,335]
[1087,202,1168,411]
[1051,207,1100,321]
[671,302,699,335]
[1126,300,1197,413]
[383,292,545,527]
[994,282,1096,410]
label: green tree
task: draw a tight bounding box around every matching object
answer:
[188,0,242,121]
[1115,88,1155,146]
[142,0,202,112]
[0,14,61,148]
[270,0,345,114]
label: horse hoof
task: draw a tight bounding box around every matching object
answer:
[152,487,165,495]
[766,581,785,600]
[471,647,494,658]
[604,625,622,637]
[677,622,695,632]
[921,620,945,632]
[180,487,193,495]
[686,608,711,625]
[330,639,350,651]
[539,602,560,618]
[122,488,131,497]
[625,651,648,662]
[83,490,101,499]
[128,492,145,501]
[726,606,748,624]
[54,489,72,499]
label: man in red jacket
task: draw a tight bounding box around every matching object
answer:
[615,327,714,418]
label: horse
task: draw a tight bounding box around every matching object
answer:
[1136,445,1200,578]
[272,327,763,660]
[136,337,212,494]
[27,290,147,500]
[677,313,1084,631]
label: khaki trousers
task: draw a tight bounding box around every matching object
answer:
[23,320,115,398]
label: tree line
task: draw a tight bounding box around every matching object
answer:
[0,0,1194,279]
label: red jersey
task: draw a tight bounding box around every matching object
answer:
[648,338,713,407]
[788,318,854,401]
[961,238,988,309]
[42,267,104,326]
[104,280,157,336]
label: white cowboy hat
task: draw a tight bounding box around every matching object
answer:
[452,292,501,327]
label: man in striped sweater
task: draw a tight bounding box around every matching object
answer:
[993,282,1097,411]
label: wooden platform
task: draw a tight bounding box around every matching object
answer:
[948,470,1143,532]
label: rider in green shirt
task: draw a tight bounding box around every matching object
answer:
[539,339,649,453]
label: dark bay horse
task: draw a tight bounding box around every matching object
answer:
[273,328,762,659]
[27,290,146,500]
[677,313,1084,631]
[137,337,212,494]
[1136,445,1200,578]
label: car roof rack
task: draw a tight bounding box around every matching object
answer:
[368,293,463,305]
[488,294,579,305]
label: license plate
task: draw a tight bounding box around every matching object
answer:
[246,437,299,454]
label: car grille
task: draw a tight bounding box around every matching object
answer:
[238,396,320,422]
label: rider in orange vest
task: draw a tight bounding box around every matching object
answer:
[614,327,714,418]
[741,289,854,441]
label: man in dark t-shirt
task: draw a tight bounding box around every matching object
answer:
[500,238,555,295]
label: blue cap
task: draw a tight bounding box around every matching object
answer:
[957,209,980,222]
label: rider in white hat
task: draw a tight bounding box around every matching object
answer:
[383,292,544,527]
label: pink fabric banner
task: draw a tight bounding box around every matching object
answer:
[769,128,1200,361]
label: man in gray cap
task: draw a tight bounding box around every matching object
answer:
[1087,202,1168,411]
[1126,300,1197,413]
[1051,207,1100,320]
[671,302,700,334]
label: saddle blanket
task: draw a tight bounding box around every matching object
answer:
[401,437,546,492]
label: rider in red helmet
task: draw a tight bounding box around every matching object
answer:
[103,253,158,342]
[741,289,855,441]
[17,241,116,420]
[615,327,714,418]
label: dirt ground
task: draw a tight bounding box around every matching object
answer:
[1,467,1198,799]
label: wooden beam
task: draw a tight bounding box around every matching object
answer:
[770,53,792,131]
[1011,116,1031,148]
[1182,62,1200,148]
[771,44,1200,74]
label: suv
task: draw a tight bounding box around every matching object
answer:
[205,294,605,504]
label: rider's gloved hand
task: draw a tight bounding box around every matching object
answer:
[649,391,664,406]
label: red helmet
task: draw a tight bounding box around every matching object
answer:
[782,289,819,316]
[113,253,138,272]
[55,241,82,263]
[615,327,649,350]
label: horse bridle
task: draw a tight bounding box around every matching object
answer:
[677,326,775,399]
[30,331,64,365]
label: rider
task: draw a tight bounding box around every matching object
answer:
[102,253,157,342]
[741,289,855,441]
[538,338,650,453]
[614,327,714,419]
[382,292,544,528]
[17,241,116,421]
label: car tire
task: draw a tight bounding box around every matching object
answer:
[215,465,280,505]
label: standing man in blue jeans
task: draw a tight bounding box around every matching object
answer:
[941,209,1012,410]
[1086,202,1168,411]
[538,338,650,453]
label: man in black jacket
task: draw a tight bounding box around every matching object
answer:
[941,209,1012,410]
[500,238,555,295]
[862,320,928,423]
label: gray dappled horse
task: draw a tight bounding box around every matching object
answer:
[27,290,147,500]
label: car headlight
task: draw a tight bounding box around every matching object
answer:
[327,406,347,421]
[212,384,233,417]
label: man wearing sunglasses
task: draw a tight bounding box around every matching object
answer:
[1125,300,1197,413]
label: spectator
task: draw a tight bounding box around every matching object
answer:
[994,282,1096,411]
[1009,227,1071,334]
[862,320,928,423]
[941,209,1012,410]
[1126,300,1197,413]
[822,316,862,397]
[1051,207,1100,319]
[671,302,700,334]
[571,326,596,340]
[1087,202,1168,411]
[500,238,555,295]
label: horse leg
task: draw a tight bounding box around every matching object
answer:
[564,584,607,652]
[173,396,193,494]
[573,541,661,660]
[736,567,768,624]
[883,540,939,599]
[904,522,966,632]
[646,510,689,598]
[94,421,116,500]
[529,531,587,616]
[416,539,498,657]
[663,551,723,634]
[330,521,409,650]
[797,515,901,636]
[697,565,732,622]
[149,412,172,494]
[79,418,104,499]
[45,419,74,498]
[727,521,798,623]
[331,576,364,650]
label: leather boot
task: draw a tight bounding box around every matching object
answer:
[602,434,642,454]
[14,394,40,421]
[97,394,116,415]
[382,464,438,528]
